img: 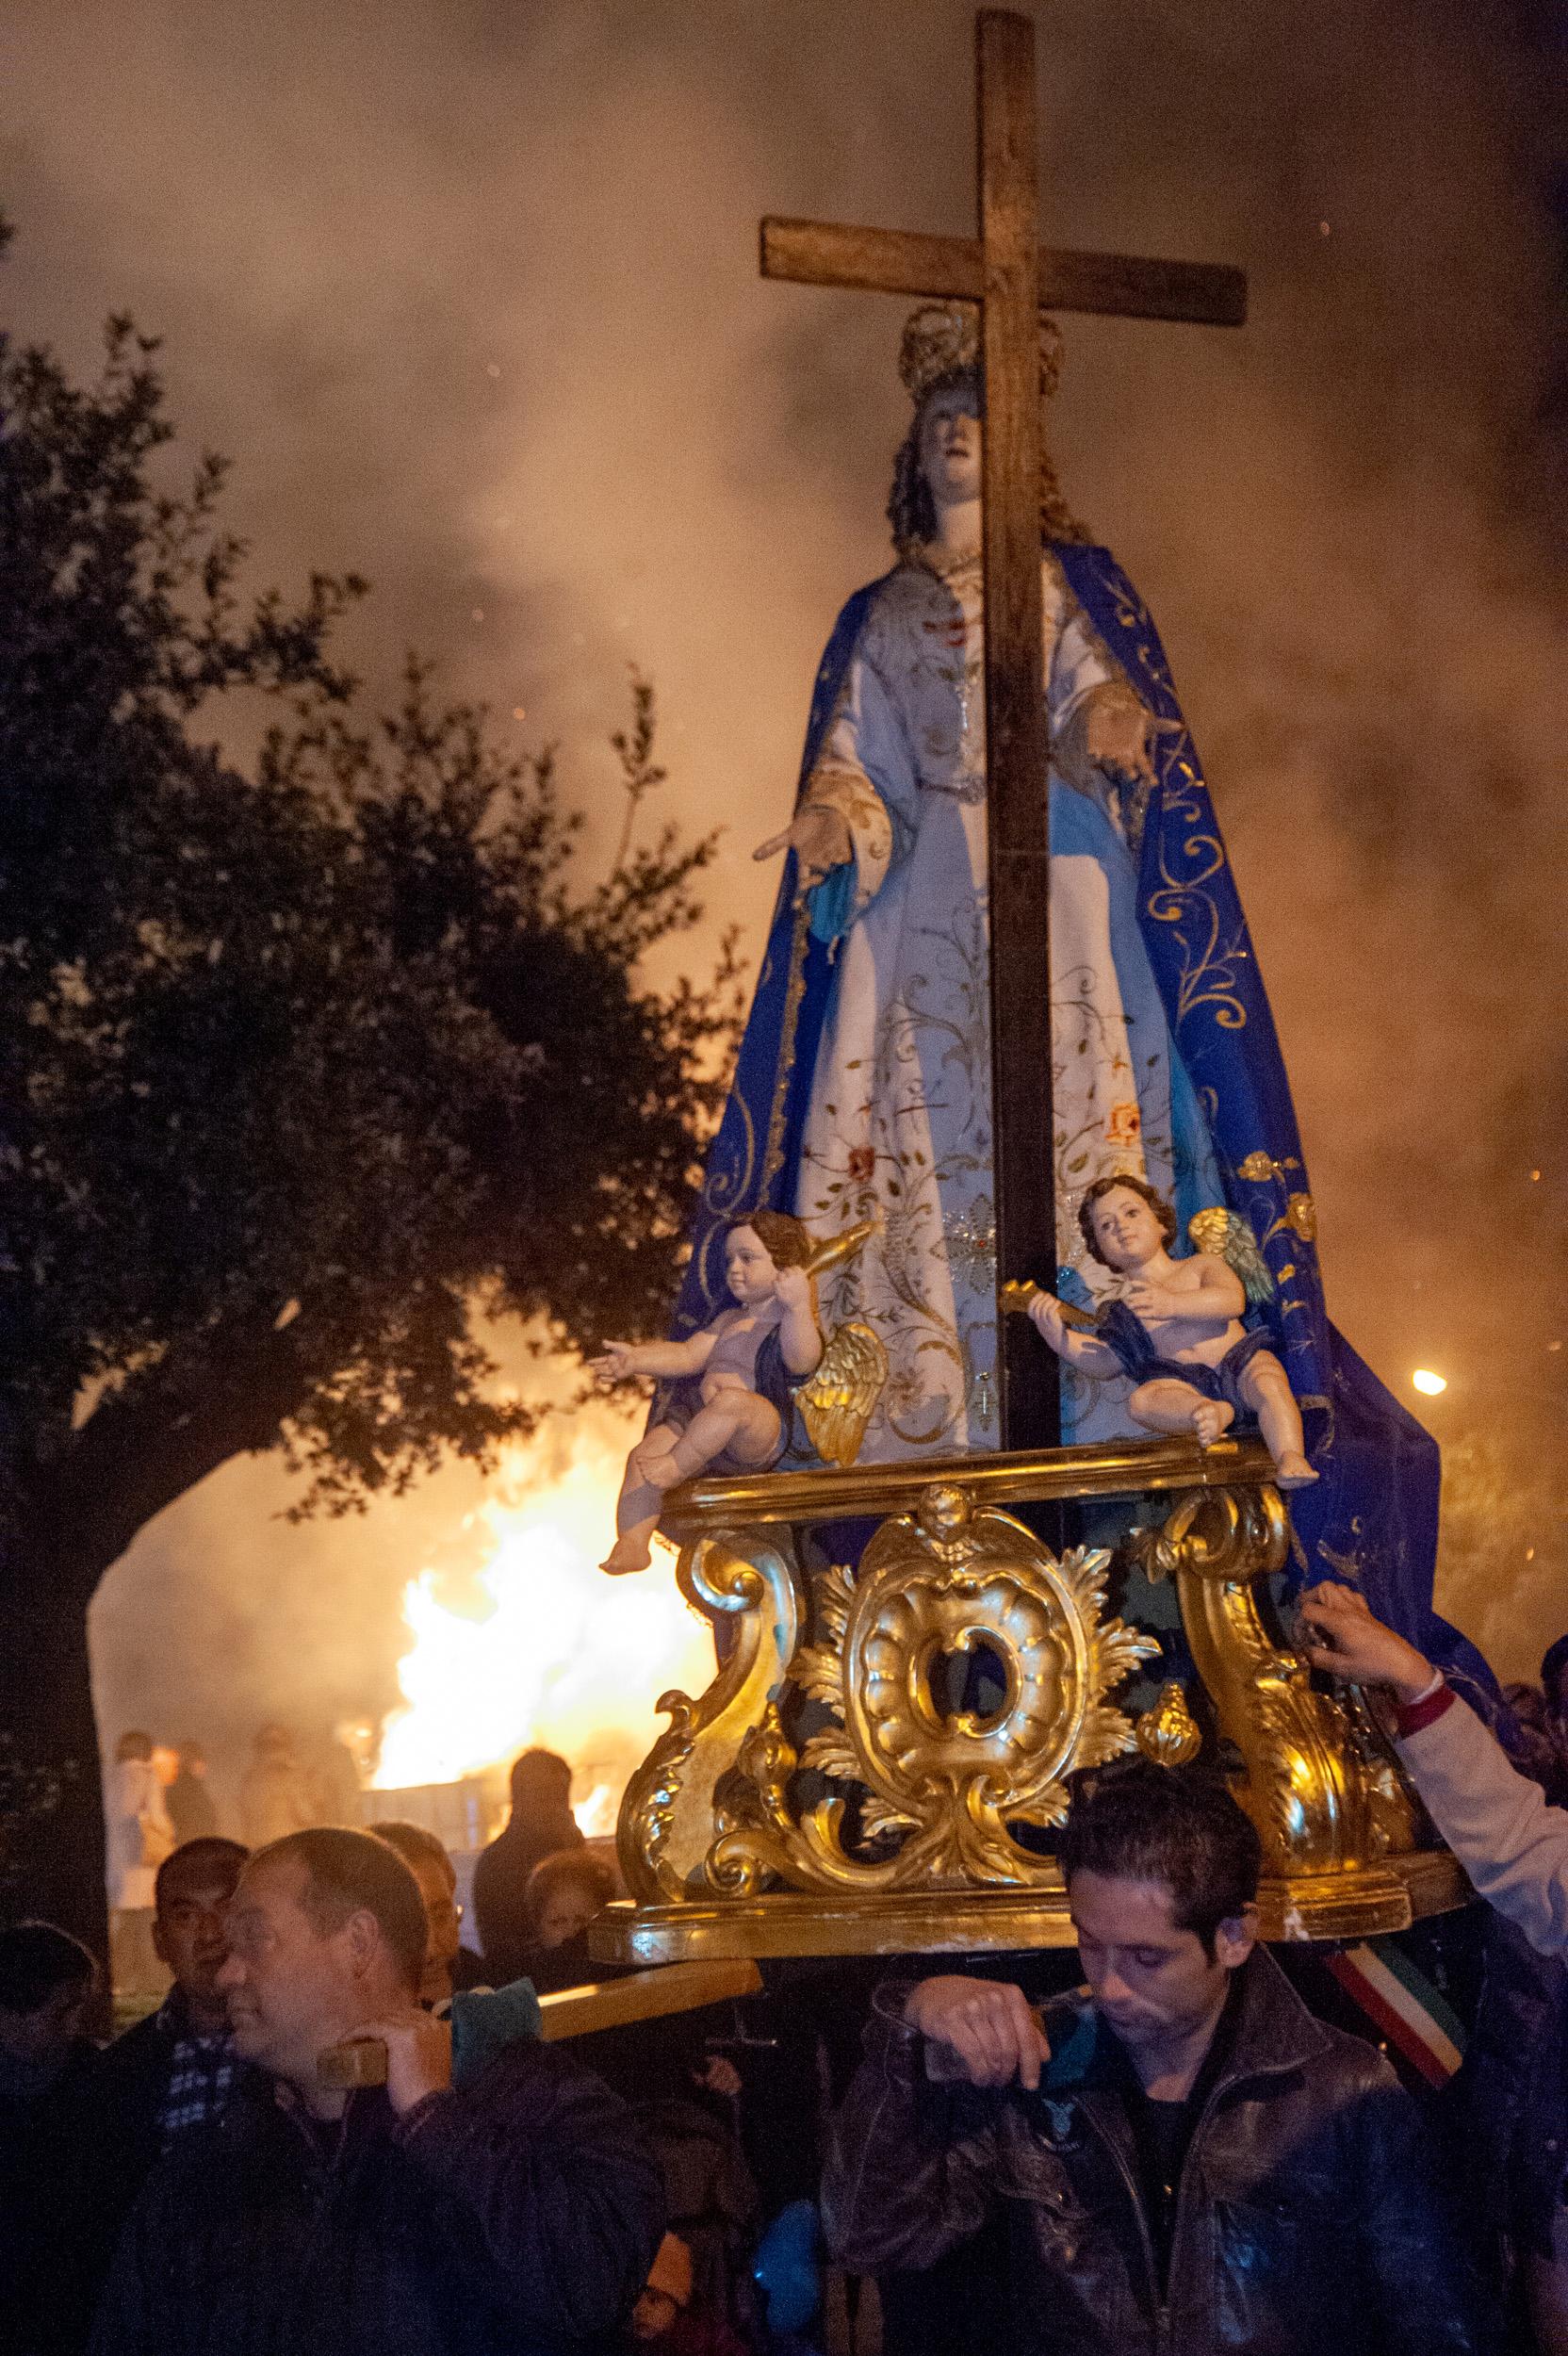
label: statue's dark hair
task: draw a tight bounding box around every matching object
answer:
[1058,1759,1261,1957]
[886,366,1089,559]
[1077,1172,1177,1267]
[727,1209,814,1272]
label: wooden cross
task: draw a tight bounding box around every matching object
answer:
[760,7,1246,1454]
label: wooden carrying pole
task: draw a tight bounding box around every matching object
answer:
[317,1957,764,2086]
[536,1955,762,2041]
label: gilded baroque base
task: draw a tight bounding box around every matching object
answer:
[594,1852,1473,1967]
[594,1436,1473,1966]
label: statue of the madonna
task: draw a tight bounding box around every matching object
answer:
[744,302,1225,1457]
[648,299,1456,1707]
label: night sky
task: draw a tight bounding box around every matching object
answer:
[5,1,1564,1759]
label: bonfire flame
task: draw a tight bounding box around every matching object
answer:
[372,1398,711,1839]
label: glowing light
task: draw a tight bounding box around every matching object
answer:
[373,1401,713,1838]
[1412,1368,1447,1397]
[512,706,528,721]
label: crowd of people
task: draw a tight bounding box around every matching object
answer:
[3,1599,1567,2355]
[104,1721,368,1998]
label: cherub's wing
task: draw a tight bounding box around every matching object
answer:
[1187,1207,1275,1307]
[797,1321,889,1468]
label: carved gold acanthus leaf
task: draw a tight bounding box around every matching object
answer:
[817,1561,856,1648]
[799,1729,861,1784]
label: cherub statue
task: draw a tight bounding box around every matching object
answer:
[594,1212,886,1575]
[1004,1172,1318,1490]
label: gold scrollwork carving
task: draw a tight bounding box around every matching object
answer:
[1136,1486,1420,1874]
[705,1483,1158,1894]
[617,1531,802,1903]
[603,1460,1466,1965]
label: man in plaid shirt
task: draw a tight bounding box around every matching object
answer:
[154,1984,238,2144]
[106,1837,252,2136]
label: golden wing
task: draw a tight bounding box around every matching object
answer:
[797,1320,889,1468]
[1188,1207,1275,1307]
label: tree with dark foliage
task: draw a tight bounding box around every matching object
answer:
[0,233,738,1955]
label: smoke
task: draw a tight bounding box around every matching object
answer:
[8,0,1564,1750]
[86,1325,669,1828]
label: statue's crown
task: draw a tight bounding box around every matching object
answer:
[898,302,1064,405]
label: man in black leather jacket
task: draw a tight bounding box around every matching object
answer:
[823,1761,1490,2355]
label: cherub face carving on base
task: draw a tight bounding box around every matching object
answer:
[1006,1176,1319,1492]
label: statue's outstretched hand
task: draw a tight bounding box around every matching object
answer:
[1083,686,1157,789]
[753,803,853,888]
[1297,1583,1435,1702]
[591,1342,639,1382]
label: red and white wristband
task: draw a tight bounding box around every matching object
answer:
[1392,1669,1454,1738]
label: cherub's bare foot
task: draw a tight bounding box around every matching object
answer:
[1192,1400,1235,1447]
[636,1450,683,1490]
[601,1533,654,1576]
[1275,1452,1319,1489]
